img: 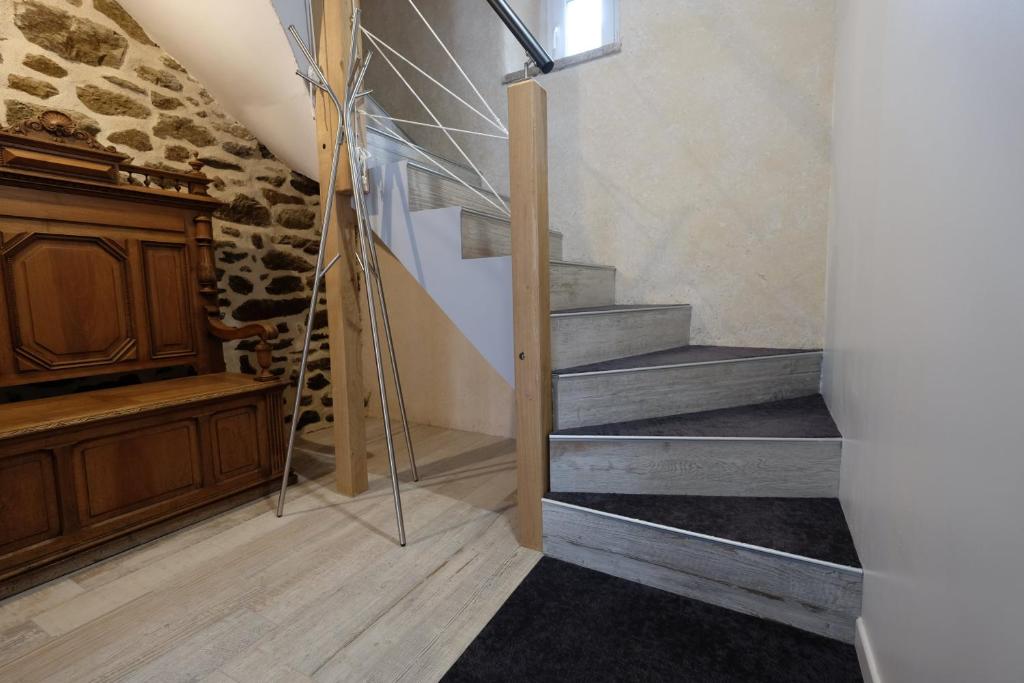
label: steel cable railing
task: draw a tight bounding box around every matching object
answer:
[277,0,552,547]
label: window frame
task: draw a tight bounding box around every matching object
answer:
[546,0,619,61]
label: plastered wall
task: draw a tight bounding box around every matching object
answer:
[824,2,1024,681]
[364,0,836,348]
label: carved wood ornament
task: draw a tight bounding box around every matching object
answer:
[2,111,119,153]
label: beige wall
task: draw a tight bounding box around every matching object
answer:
[824,2,1024,681]
[361,246,515,438]
[365,0,835,348]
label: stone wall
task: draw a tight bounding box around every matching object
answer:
[0,0,333,432]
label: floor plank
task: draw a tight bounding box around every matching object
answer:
[0,420,537,683]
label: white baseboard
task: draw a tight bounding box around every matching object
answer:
[854,617,883,683]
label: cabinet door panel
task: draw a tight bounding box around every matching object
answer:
[142,242,196,359]
[2,233,136,372]
[211,407,261,482]
[0,451,60,554]
[73,420,201,524]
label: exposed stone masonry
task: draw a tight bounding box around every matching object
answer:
[0,0,333,431]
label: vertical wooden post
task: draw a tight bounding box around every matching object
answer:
[314,0,367,496]
[508,80,551,550]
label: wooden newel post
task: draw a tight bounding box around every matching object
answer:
[508,80,551,550]
[314,0,367,496]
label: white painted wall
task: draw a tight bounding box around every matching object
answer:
[824,2,1024,681]
[120,0,318,179]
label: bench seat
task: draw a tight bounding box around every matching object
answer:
[0,373,286,440]
[0,372,287,597]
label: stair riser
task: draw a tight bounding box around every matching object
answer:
[551,307,691,370]
[550,264,616,311]
[408,164,507,216]
[553,353,822,430]
[549,438,842,497]
[368,132,479,185]
[543,500,861,642]
[461,210,563,260]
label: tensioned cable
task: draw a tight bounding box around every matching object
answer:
[361,27,506,136]
[402,0,508,134]
[366,123,509,217]
[363,30,510,216]
[363,112,508,140]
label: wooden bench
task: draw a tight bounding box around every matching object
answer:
[0,112,288,597]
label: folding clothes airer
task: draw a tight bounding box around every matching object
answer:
[275,10,418,547]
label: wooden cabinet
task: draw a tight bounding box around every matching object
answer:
[0,112,288,597]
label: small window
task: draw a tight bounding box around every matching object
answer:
[547,0,618,60]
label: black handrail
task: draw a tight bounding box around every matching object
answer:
[485,0,555,74]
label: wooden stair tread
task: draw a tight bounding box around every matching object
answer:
[552,395,841,439]
[545,492,861,568]
[0,372,286,440]
[556,344,819,375]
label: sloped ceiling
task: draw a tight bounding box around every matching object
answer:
[119,0,319,179]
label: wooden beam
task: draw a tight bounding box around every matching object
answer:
[508,80,551,550]
[313,0,367,496]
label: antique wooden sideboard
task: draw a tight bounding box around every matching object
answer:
[0,112,289,596]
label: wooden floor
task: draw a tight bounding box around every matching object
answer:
[0,420,539,682]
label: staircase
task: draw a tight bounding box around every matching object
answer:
[364,120,861,645]
[544,324,861,643]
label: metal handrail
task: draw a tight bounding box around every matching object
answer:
[485,0,555,73]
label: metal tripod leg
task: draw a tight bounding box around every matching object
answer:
[345,55,408,547]
[354,179,419,482]
[275,53,345,519]
[278,21,411,547]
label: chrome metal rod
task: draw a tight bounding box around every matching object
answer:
[276,25,345,518]
[362,112,508,140]
[345,56,408,546]
[352,145,419,482]
[319,252,342,278]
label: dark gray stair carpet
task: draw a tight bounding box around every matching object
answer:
[546,493,860,567]
[557,344,818,374]
[552,394,841,439]
[442,557,862,683]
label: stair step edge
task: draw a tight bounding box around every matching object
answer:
[549,433,842,442]
[543,496,862,573]
[459,207,564,238]
[550,259,616,271]
[551,303,690,317]
[555,349,821,377]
